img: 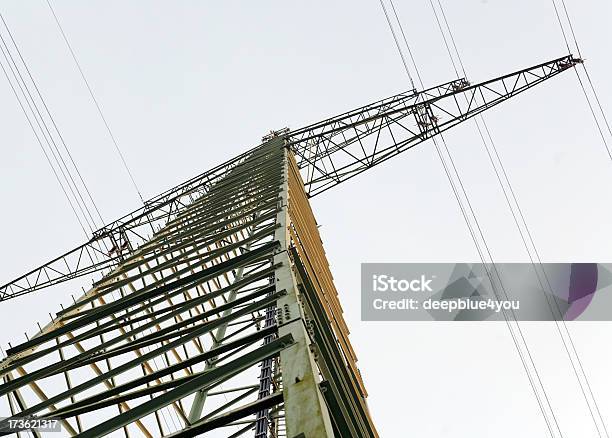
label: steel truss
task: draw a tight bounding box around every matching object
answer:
[0,55,579,302]
[0,146,261,300]
[0,140,376,437]
[287,54,582,196]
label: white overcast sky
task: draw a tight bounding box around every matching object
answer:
[1,1,611,437]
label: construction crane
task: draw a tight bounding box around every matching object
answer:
[0,54,581,438]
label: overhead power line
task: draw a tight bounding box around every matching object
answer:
[378,1,561,435]
[429,1,568,434]
[46,0,145,204]
[430,1,609,436]
[0,12,104,237]
[0,56,90,237]
[377,0,416,91]
[546,1,612,435]
[549,0,612,164]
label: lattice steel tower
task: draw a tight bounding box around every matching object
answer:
[0,55,580,437]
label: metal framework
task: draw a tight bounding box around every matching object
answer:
[289,55,581,196]
[0,55,580,302]
[0,55,580,437]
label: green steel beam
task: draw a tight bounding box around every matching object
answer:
[74,335,294,438]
